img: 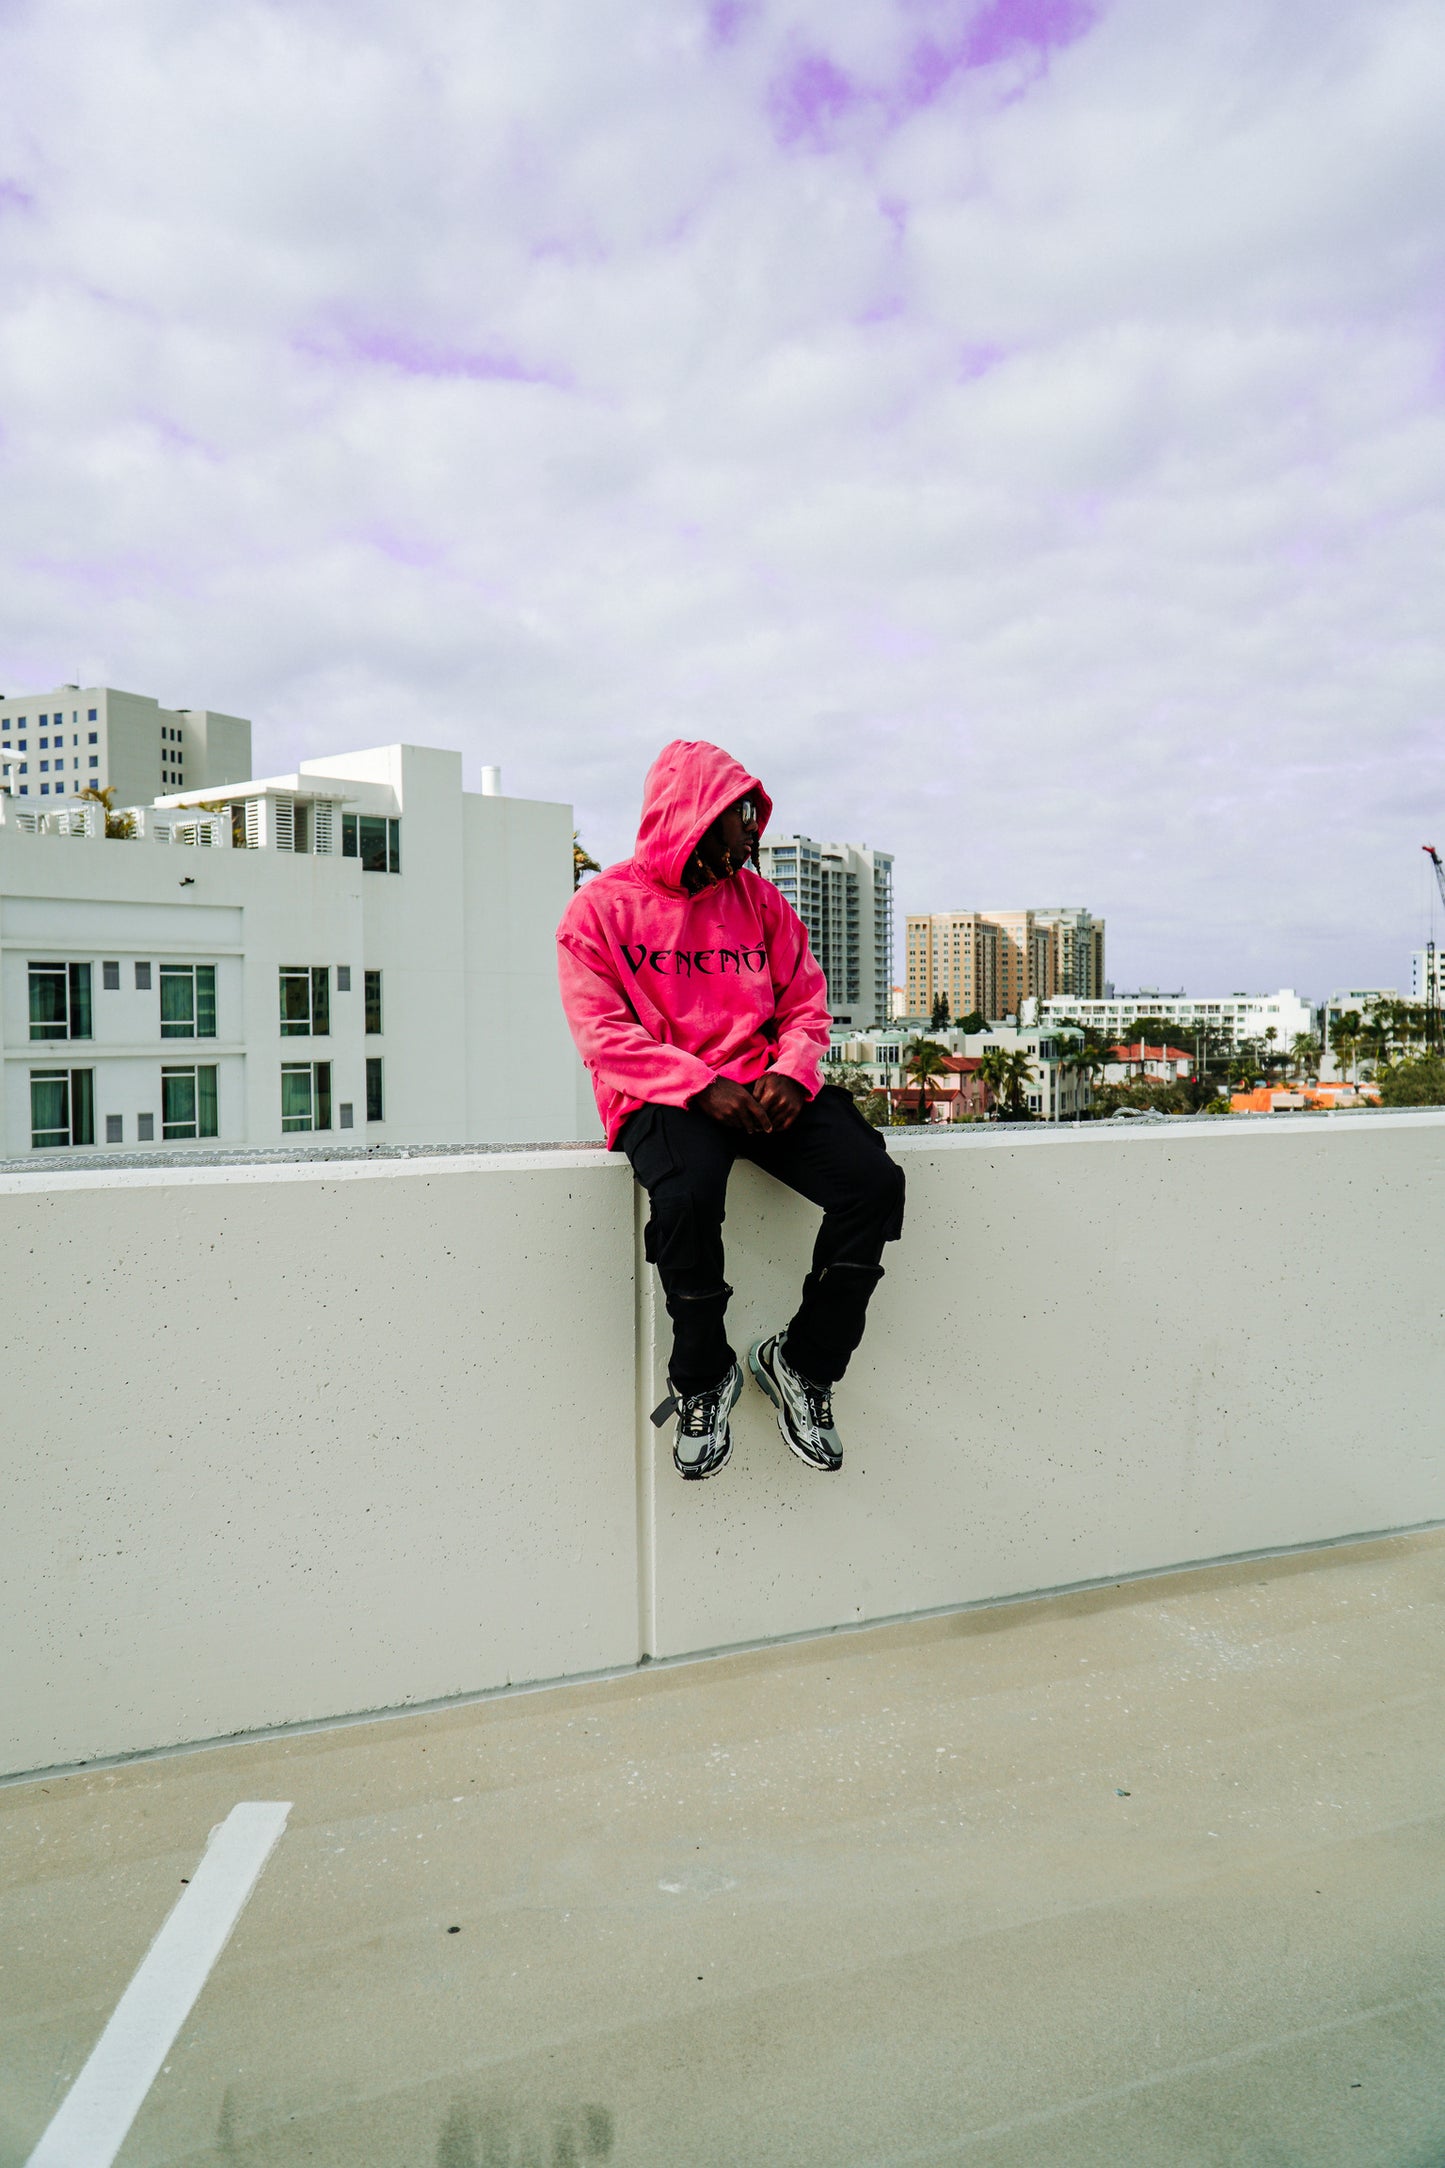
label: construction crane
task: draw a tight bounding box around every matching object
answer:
[1424,846,1445,1051]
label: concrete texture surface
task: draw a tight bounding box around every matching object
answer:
[6,1111,1444,1776]
[4,1529,1444,2167]
[649,1118,1445,1657]
[1,1153,639,1773]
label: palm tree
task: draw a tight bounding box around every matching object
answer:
[902,1036,949,1124]
[1329,1010,1362,1083]
[1061,1029,1111,1105]
[978,1045,1036,1119]
[573,832,601,889]
[1288,1031,1321,1080]
[78,784,136,840]
[998,1047,1036,1118]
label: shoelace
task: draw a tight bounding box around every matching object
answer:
[805,1383,834,1431]
[680,1390,720,1436]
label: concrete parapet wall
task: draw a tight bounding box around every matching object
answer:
[3,1115,1443,1776]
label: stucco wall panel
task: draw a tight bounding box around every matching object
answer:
[1,1154,636,1772]
[2,1114,1441,1777]
[647,1121,1445,1655]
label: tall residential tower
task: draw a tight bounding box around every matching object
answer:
[756,835,894,1029]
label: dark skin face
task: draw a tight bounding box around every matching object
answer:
[684,793,809,1134]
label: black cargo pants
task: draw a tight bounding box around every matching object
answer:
[617,1084,906,1397]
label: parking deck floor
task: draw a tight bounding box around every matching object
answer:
[4,1528,1444,2167]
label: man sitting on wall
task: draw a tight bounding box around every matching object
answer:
[557,740,905,1482]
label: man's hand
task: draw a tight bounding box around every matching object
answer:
[692,1076,774,1132]
[752,1072,808,1133]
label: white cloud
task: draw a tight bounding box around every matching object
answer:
[2,0,1444,994]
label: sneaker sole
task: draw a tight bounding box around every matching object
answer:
[747,1338,841,1473]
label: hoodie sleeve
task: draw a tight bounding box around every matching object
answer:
[762,890,832,1097]
[557,920,717,1108]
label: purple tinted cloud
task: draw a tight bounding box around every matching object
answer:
[304,326,568,389]
[0,177,35,214]
[770,0,1099,147]
[706,0,750,46]
[897,0,1098,116]
[768,52,861,147]
[963,0,1098,69]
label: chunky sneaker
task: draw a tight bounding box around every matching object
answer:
[748,1333,843,1472]
[650,1361,743,1481]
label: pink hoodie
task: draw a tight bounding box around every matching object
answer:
[557,740,832,1146]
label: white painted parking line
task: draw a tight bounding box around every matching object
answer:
[27,1801,291,2168]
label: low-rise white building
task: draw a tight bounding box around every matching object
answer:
[1,744,597,1156]
[828,1022,1092,1121]
[1038,987,1316,1053]
[1100,1041,1194,1085]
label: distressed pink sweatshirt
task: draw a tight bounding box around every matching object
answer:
[557,739,832,1146]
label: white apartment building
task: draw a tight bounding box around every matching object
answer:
[1038,988,1316,1051]
[757,835,893,1029]
[0,743,595,1157]
[0,683,253,807]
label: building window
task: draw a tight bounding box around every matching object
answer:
[336,964,351,994]
[160,963,217,1038]
[366,1056,384,1122]
[279,966,330,1037]
[29,962,92,1041]
[135,962,152,991]
[102,960,120,991]
[364,969,382,1033]
[339,1102,354,1128]
[162,1064,219,1140]
[30,1068,95,1148]
[341,813,401,872]
[88,756,99,768]
[137,1112,155,1142]
[282,1061,332,1132]
[106,1114,124,1143]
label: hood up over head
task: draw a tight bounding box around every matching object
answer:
[633,739,772,894]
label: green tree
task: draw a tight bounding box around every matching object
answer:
[1329,1009,1363,1083]
[979,1045,1035,1119]
[1377,1053,1445,1106]
[930,992,951,1030]
[1290,1032,1321,1080]
[829,1060,876,1104]
[79,784,137,840]
[573,832,601,889]
[903,1036,950,1124]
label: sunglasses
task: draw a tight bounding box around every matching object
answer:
[734,797,759,827]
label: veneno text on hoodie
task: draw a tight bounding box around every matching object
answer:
[557,740,832,1146]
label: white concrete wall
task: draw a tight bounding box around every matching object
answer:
[2,1113,1442,1776]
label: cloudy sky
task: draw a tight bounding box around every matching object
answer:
[3,0,1443,996]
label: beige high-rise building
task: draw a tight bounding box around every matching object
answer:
[905,912,1001,1022]
[0,685,252,808]
[906,905,1105,1023]
[1033,907,1107,1004]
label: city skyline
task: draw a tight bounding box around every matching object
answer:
[3,2,1443,995]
